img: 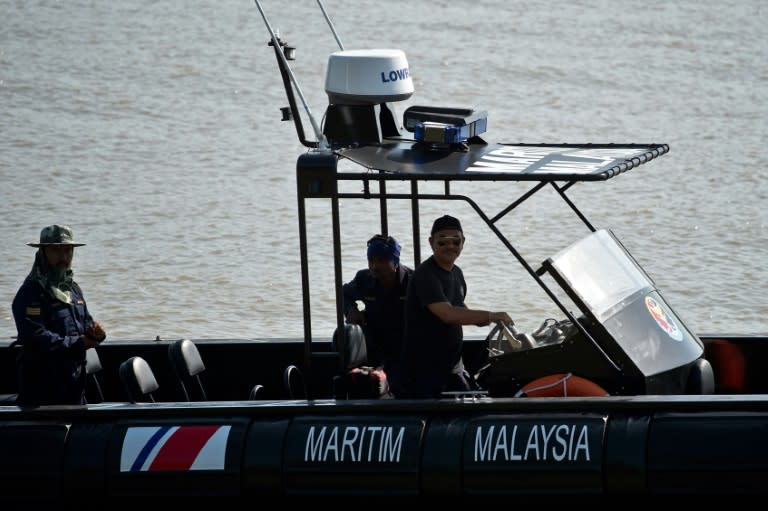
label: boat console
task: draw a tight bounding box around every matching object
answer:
[482,229,711,396]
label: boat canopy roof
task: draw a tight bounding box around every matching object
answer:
[335,142,669,182]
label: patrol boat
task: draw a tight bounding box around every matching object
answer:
[1,1,767,500]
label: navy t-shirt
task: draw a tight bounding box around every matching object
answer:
[342,265,412,370]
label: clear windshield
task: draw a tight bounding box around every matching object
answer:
[546,229,703,375]
[548,229,653,320]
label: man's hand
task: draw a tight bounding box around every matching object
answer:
[489,311,513,327]
[86,321,107,343]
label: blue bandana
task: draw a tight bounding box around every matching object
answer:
[367,236,401,265]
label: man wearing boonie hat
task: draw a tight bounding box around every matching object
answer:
[393,215,514,399]
[342,234,413,380]
[11,225,107,406]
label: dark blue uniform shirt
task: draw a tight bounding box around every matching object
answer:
[12,277,93,405]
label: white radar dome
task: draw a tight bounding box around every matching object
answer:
[324,49,414,105]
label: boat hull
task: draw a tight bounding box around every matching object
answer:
[1,335,768,497]
[2,395,768,498]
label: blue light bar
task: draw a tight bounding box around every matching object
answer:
[414,116,487,144]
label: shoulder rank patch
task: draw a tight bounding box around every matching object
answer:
[26,307,41,316]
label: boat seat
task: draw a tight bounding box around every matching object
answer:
[687,357,715,395]
[119,356,159,403]
[2,339,19,404]
[248,384,264,399]
[168,339,208,401]
[85,347,105,403]
[0,394,17,405]
[168,338,265,401]
[283,364,307,399]
[332,323,368,369]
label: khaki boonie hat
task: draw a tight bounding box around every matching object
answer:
[27,225,86,247]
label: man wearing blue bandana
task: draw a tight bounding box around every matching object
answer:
[12,225,107,406]
[342,234,413,378]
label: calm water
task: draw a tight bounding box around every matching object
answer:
[1,0,766,342]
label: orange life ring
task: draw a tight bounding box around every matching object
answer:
[515,372,608,397]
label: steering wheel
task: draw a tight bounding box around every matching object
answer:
[485,321,535,355]
[472,321,533,387]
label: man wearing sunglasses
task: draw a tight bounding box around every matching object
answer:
[342,234,413,378]
[395,215,513,398]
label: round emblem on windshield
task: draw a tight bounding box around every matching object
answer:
[645,295,683,341]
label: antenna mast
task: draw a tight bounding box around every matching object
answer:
[254,0,329,149]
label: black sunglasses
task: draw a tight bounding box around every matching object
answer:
[436,238,463,247]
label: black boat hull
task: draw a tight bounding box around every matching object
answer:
[1,335,767,497]
[2,394,768,498]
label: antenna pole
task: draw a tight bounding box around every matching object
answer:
[317,0,345,50]
[254,0,329,149]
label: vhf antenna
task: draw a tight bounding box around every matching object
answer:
[254,0,329,149]
[317,0,345,50]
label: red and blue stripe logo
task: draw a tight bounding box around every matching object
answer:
[120,425,231,472]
